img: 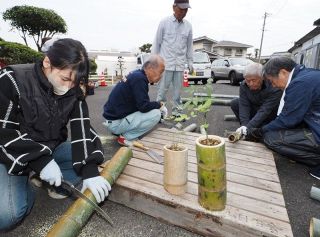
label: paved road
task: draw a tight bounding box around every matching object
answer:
[2,81,319,237]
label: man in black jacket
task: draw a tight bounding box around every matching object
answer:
[103,55,167,146]
[230,62,282,138]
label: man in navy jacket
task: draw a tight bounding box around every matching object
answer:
[103,55,167,146]
[247,57,320,179]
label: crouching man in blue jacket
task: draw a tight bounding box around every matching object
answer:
[103,55,167,146]
[247,57,320,179]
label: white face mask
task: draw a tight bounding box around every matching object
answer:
[47,74,70,95]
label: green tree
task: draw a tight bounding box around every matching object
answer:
[0,41,43,65]
[139,43,152,53]
[89,59,97,74]
[3,5,67,51]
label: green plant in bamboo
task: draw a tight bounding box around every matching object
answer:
[183,78,214,141]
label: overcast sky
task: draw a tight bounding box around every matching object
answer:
[1,0,319,55]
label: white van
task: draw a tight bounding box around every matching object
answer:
[188,51,211,84]
[136,53,151,69]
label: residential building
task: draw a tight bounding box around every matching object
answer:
[193,36,252,61]
[288,18,320,69]
[211,40,252,58]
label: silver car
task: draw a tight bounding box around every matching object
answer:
[211,58,253,85]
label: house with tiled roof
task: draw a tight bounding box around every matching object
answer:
[193,36,252,61]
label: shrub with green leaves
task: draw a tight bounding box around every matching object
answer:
[182,78,214,140]
[0,41,43,65]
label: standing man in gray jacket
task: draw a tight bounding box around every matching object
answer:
[152,0,193,117]
[231,63,282,139]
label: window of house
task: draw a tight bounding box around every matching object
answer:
[224,48,232,56]
[236,49,243,55]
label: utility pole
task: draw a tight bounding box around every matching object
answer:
[258,12,269,63]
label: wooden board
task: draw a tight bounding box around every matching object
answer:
[108,127,293,237]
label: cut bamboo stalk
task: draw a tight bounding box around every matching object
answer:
[193,92,239,99]
[310,186,320,202]
[46,147,132,237]
[224,114,238,121]
[183,123,197,132]
[200,125,206,135]
[228,131,242,143]
[181,98,232,106]
[310,218,320,237]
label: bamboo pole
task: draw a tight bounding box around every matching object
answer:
[46,147,132,237]
[193,92,239,99]
[181,98,231,106]
[183,123,197,132]
[310,218,320,237]
[310,186,320,202]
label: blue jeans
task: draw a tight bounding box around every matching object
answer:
[156,70,183,113]
[104,109,161,141]
[0,142,81,231]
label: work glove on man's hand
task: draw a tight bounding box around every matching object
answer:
[39,159,63,187]
[81,176,111,203]
[247,127,263,139]
[159,102,168,118]
[236,126,247,136]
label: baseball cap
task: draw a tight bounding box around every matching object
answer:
[174,0,191,9]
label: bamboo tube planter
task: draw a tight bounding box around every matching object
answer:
[196,135,226,211]
[310,186,320,202]
[163,145,188,195]
[46,147,132,237]
[310,218,320,237]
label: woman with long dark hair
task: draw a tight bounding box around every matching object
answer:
[0,38,110,231]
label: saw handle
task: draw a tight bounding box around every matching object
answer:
[132,141,148,151]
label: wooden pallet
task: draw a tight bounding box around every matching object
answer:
[108,128,293,237]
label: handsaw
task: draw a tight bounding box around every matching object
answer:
[132,141,163,164]
[60,180,114,226]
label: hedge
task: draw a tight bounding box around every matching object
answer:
[0,41,43,66]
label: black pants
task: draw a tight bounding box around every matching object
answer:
[264,128,320,166]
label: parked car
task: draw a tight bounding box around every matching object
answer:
[188,51,211,84]
[211,57,253,85]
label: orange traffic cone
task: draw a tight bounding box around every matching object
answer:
[99,73,107,86]
[183,67,189,87]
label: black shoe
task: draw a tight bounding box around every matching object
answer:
[309,166,320,180]
[47,186,72,199]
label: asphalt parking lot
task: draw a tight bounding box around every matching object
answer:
[2,81,320,237]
